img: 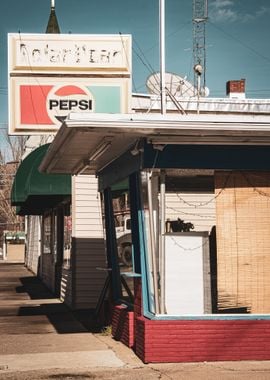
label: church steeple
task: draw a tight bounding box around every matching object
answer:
[46,0,60,34]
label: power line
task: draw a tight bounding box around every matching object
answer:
[143,21,191,55]
[208,20,270,65]
[119,32,141,103]
[133,37,157,75]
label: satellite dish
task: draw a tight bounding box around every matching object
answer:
[201,86,210,97]
[146,72,209,98]
[146,72,194,97]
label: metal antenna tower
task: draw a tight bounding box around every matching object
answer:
[193,0,208,95]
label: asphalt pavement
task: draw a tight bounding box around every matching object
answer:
[1,260,270,379]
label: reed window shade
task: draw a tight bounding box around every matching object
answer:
[215,171,270,314]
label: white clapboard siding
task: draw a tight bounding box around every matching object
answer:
[72,175,107,309]
[25,216,41,275]
[72,175,104,239]
[165,192,216,233]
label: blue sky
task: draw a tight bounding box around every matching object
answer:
[0,0,270,130]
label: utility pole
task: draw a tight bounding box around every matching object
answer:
[159,0,166,114]
[193,0,208,96]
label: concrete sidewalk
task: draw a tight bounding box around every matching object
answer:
[1,261,270,379]
[0,262,140,374]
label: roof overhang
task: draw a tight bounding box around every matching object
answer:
[39,112,270,175]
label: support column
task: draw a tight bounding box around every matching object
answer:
[103,188,121,301]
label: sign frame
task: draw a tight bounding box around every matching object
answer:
[8,33,132,135]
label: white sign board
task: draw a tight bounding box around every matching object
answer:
[8,33,131,73]
[165,232,211,315]
[8,33,131,134]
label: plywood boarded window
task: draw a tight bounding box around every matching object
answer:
[215,171,270,314]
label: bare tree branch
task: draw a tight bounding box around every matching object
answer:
[0,131,26,242]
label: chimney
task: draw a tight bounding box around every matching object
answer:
[226,79,246,99]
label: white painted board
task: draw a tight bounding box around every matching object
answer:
[165,232,211,315]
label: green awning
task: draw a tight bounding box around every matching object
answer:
[11,144,71,215]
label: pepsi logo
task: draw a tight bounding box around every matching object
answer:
[46,85,94,125]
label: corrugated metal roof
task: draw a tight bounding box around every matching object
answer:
[132,94,270,115]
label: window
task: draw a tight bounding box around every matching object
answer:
[63,204,72,268]
[140,169,215,315]
[43,214,52,254]
[139,168,270,317]
[52,212,58,262]
[111,182,134,303]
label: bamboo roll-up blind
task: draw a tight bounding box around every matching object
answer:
[215,171,270,314]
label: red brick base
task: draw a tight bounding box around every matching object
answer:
[136,317,270,363]
[112,305,134,348]
[111,273,270,364]
[112,305,270,363]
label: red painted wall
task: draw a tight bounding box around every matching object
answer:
[111,278,140,348]
[136,317,270,363]
[112,305,134,348]
[111,278,270,363]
